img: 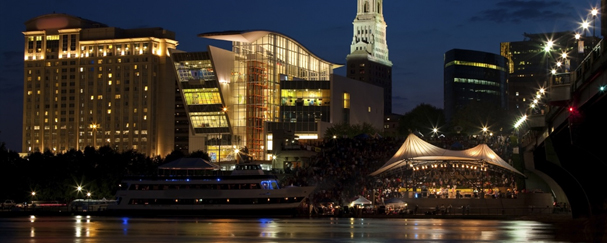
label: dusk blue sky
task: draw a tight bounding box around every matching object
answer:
[0,0,600,151]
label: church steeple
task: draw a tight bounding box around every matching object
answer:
[348,0,392,67]
[346,0,393,114]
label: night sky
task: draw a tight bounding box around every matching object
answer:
[0,0,599,151]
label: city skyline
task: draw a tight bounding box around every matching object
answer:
[0,0,600,151]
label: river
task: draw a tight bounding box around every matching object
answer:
[0,215,593,242]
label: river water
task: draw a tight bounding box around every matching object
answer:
[0,215,586,242]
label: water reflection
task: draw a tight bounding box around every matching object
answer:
[0,216,569,242]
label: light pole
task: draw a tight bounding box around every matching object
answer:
[218,107,227,173]
[591,8,598,38]
[86,192,91,212]
[31,191,36,209]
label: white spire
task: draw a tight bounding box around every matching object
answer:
[349,0,392,66]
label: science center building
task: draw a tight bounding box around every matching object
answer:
[170,31,383,163]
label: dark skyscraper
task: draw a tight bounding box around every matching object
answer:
[443,49,508,122]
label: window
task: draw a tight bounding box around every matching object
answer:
[343,93,350,109]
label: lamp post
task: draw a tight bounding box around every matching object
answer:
[31,191,36,209]
[76,186,83,212]
[86,192,91,212]
[582,20,590,37]
[218,107,227,173]
[591,8,598,38]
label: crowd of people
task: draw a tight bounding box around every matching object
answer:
[281,133,522,211]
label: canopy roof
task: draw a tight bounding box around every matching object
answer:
[370,134,524,176]
[159,158,219,170]
[350,196,372,205]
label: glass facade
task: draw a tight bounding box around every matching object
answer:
[225,32,335,160]
[280,89,330,107]
[183,88,221,105]
[171,31,338,161]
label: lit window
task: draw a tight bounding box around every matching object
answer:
[108,81,112,85]
[107,109,111,114]
[343,93,350,109]
[90,96,94,100]
[368,107,371,112]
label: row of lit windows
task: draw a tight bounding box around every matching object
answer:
[127,183,272,190]
[280,89,330,107]
[128,197,301,205]
[183,88,221,105]
[445,60,507,72]
[453,78,500,87]
[190,112,228,128]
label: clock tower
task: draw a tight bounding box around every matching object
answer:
[346,0,394,114]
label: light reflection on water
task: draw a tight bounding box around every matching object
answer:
[0,216,563,242]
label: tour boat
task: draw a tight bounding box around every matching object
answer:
[108,164,314,216]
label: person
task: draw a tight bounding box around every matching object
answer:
[447,204,452,215]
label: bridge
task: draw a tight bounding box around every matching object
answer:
[518,30,607,218]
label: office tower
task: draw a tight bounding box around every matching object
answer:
[443,49,508,122]
[22,13,178,156]
[346,0,393,114]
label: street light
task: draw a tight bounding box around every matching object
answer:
[591,8,599,37]
[86,192,91,212]
[581,20,590,36]
[218,107,228,172]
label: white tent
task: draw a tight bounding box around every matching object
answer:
[350,196,372,205]
[384,198,407,207]
[370,133,524,176]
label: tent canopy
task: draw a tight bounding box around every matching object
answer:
[159,158,219,170]
[384,198,407,206]
[350,196,372,205]
[370,133,524,176]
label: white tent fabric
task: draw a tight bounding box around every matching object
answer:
[370,133,524,176]
[350,196,372,205]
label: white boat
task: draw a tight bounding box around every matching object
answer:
[108,164,314,216]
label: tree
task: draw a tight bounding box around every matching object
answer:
[397,103,445,136]
[323,122,378,139]
[449,101,509,136]
[189,150,210,161]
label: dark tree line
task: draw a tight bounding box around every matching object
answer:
[0,143,208,203]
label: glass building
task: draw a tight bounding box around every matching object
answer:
[170,31,383,162]
[443,49,508,122]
